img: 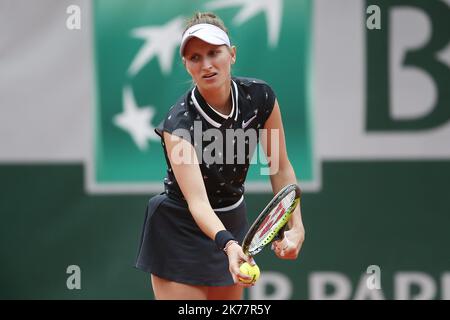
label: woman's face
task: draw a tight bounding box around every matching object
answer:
[183,37,236,91]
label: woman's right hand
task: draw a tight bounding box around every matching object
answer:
[225,242,256,287]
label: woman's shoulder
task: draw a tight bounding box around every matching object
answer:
[233,76,277,122]
[233,76,276,102]
[164,90,196,119]
[233,76,272,88]
[158,91,197,133]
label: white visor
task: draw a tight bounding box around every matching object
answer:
[180,23,231,56]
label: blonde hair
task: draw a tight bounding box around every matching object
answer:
[183,12,229,35]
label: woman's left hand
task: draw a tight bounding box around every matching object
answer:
[271,227,305,260]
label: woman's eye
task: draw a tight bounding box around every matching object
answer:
[209,50,220,57]
[190,55,200,62]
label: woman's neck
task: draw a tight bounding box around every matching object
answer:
[197,80,232,115]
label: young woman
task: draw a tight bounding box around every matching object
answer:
[135,12,305,300]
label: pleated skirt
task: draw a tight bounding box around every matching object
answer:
[135,193,249,286]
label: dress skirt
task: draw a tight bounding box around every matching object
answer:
[135,193,249,286]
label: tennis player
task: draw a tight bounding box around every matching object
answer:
[135,12,305,300]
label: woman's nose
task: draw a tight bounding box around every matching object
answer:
[202,57,213,70]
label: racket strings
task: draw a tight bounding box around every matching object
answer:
[248,190,298,255]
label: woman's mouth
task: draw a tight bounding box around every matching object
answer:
[203,73,217,79]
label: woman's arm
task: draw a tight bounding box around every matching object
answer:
[261,99,305,259]
[163,131,254,284]
[163,131,225,240]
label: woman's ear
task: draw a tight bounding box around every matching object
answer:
[230,46,237,64]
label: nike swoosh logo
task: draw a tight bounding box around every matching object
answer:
[242,115,257,128]
[189,28,202,35]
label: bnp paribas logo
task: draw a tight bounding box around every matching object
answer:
[87,0,315,194]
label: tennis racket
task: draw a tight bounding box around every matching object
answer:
[242,183,301,256]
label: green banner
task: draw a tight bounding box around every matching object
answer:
[92,0,314,190]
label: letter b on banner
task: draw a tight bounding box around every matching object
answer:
[366,0,450,131]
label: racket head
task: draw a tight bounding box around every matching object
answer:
[242,184,301,256]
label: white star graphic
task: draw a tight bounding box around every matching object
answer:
[113,86,159,151]
[128,16,185,76]
[206,0,283,47]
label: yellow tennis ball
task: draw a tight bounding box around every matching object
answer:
[238,262,260,284]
